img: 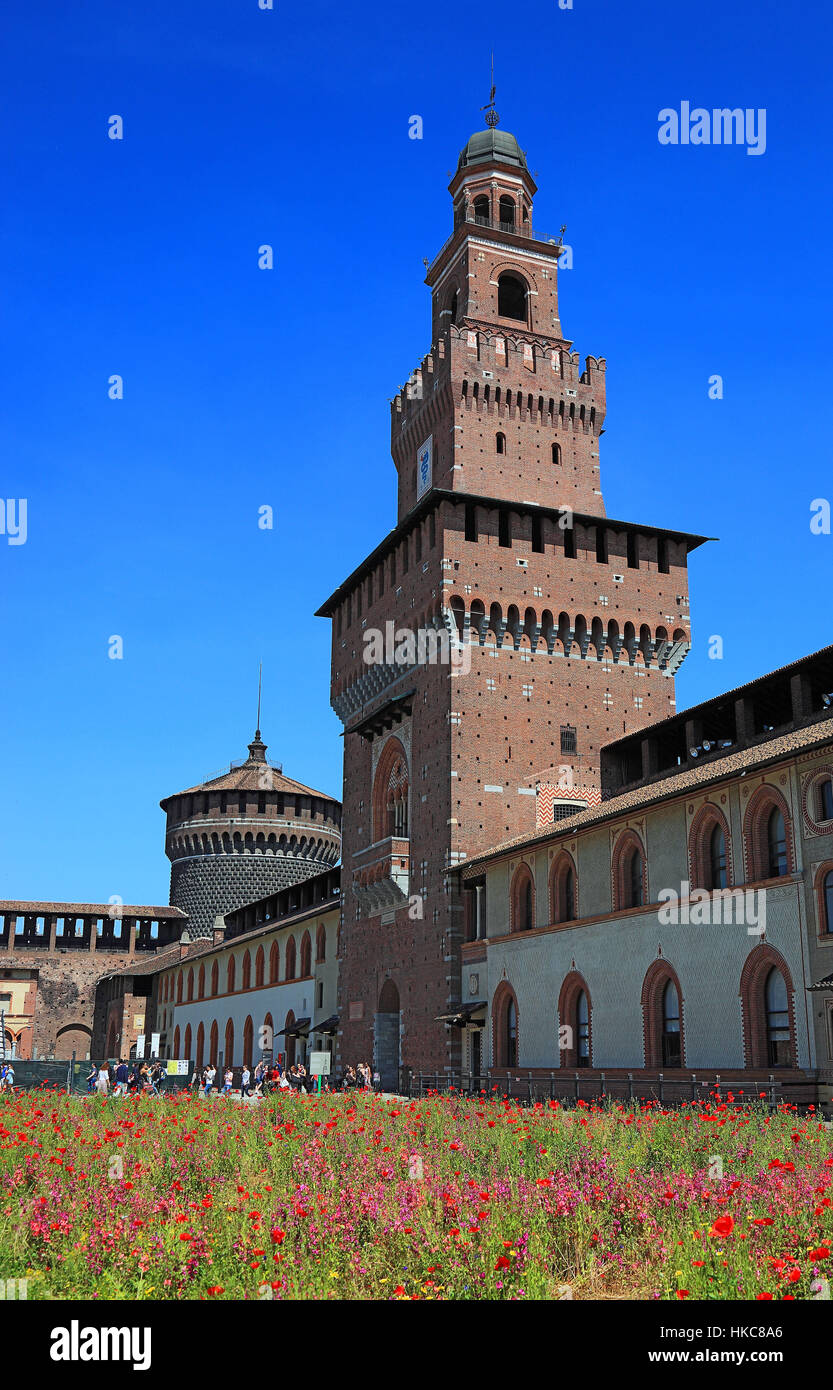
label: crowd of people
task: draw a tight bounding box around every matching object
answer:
[87,1059,167,1097]
[82,1055,382,1100]
[0,1062,15,1091]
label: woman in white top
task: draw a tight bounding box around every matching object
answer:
[95,1063,110,1097]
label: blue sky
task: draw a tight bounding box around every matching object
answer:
[1,0,831,904]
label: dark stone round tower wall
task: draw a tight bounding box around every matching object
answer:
[168,850,332,938]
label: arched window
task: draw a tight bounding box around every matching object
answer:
[211,960,219,997]
[575,991,590,1067]
[269,941,279,984]
[173,1025,180,1058]
[243,1016,253,1067]
[498,195,515,228]
[818,776,833,823]
[818,866,833,935]
[744,787,793,882]
[198,964,205,1000]
[300,931,312,977]
[241,951,251,991]
[492,984,519,1068]
[473,194,489,224]
[196,1021,205,1070]
[184,1023,192,1062]
[255,946,265,987]
[765,969,791,1067]
[227,957,236,994]
[316,924,326,962]
[505,998,517,1067]
[163,975,169,1003]
[767,808,788,877]
[510,865,535,932]
[613,830,647,911]
[661,980,681,1067]
[176,972,183,1004]
[496,431,506,455]
[209,1019,218,1064]
[497,272,527,322]
[186,968,194,1002]
[641,961,685,1069]
[373,737,409,841]
[552,442,561,465]
[448,290,459,324]
[285,937,296,980]
[551,852,577,924]
[739,946,796,1069]
[224,1018,234,1068]
[709,824,728,889]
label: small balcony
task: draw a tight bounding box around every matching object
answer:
[352,837,410,912]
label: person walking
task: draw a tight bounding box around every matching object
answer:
[222,1067,233,1096]
[241,1064,251,1098]
[87,1063,98,1094]
[190,1062,201,1095]
[204,1064,216,1098]
[95,1062,110,1099]
[114,1058,129,1097]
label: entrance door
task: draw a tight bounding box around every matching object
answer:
[471,1029,482,1091]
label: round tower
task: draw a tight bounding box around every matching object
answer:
[160,729,342,937]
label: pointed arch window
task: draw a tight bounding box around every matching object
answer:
[628,849,644,907]
[505,998,517,1067]
[709,824,728,889]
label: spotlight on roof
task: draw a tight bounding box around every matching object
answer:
[719,739,734,749]
[689,747,699,758]
[823,692,833,708]
[701,740,713,753]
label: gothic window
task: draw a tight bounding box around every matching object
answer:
[628,850,645,907]
[498,195,515,228]
[558,972,591,1068]
[285,937,296,981]
[473,194,489,224]
[211,961,218,997]
[821,869,833,934]
[497,272,527,322]
[613,831,647,911]
[373,738,410,841]
[300,931,312,977]
[510,864,535,932]
[505,997,517,1066]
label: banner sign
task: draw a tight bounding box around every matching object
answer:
[416,435,432,500]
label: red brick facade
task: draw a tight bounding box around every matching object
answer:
[318,123,706,1085]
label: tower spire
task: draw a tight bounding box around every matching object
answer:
[481,52,499,127]
[248,661,267,763]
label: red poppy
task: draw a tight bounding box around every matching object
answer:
[809,1247,830,1261]
[494,1256,511,1270]
[676,1290,689,1299]
[709,1214,734,1239]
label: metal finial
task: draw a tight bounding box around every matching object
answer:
[481,51,499,128]
[256,660,262,739]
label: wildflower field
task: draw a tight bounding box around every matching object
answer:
[1,1089,831,1301]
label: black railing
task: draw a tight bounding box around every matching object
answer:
[405,1070,787,1110]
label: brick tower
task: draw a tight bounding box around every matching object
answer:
[318,117,707,1086]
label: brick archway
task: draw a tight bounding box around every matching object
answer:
[641,959,685,1068]
[557,971,591,1067]
[739,944,797,1069]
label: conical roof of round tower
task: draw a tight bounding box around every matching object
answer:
[159,731,338,809]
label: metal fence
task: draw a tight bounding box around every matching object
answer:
[405,1070,788,1109]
